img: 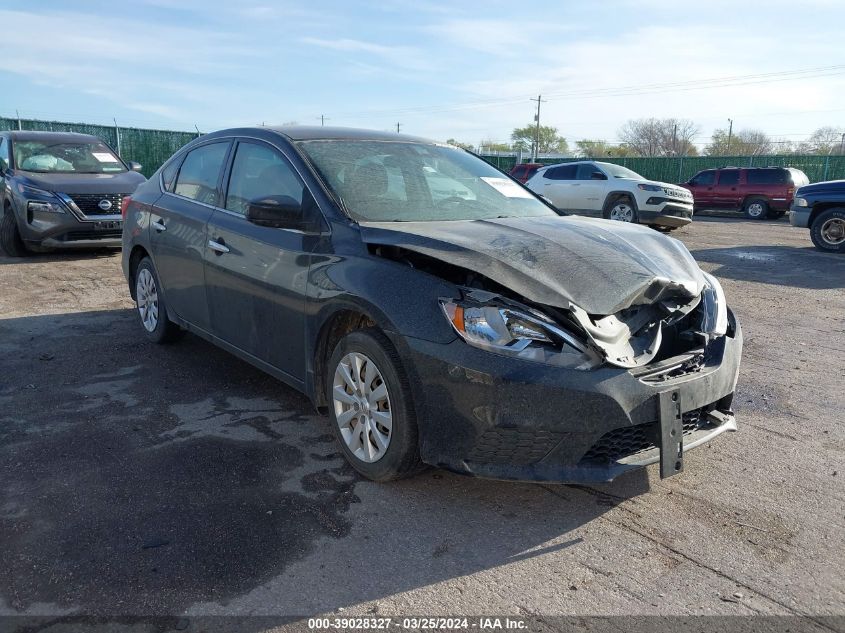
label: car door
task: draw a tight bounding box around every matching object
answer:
[0,137,9,208]
[149,140,231,332]
[538,164,577,210]
[204,139,321,383]
[687,170,717,207]
[713,169,741,207]
[573,163,607,215]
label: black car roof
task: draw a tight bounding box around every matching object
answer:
[204,125,438,144]
[3,130,103,143]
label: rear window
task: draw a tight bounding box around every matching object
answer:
[746,169,788,185]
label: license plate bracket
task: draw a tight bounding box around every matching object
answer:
[658,389,684,478]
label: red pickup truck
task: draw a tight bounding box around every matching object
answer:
[509,162,544,184]
[681,166,809,220]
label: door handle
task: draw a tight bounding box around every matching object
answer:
[152,219,166,232]
[208,238,230,254]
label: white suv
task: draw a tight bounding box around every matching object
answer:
[525,160,694,230]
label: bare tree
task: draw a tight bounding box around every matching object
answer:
[796,127,845,154]
[705,128,773,156]
[617,118,699,157]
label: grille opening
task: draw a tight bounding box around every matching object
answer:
[580,408,717,465]
[67,193,127,216]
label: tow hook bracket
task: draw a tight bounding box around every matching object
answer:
[659,389,684,478]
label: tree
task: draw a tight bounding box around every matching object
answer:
[478,138,512,153]
[446,138,475,151]
[575,139,635,158]
[796,127,845,154]
[706,128,773,156]
[510,124,568,155]
[617,118,699,156]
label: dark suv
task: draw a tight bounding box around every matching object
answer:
[122,126,741,484]
[0,131,145,256]
[790,179,845,253]
[682,167,808,220]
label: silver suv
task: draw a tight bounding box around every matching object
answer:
[526,160,694,230]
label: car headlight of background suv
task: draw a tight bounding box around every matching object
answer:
[440,299,602,370]
[793,197,808,207]
[16,183,67,214]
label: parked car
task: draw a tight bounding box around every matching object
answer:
[681,166,808,220]
[122,126,741,484]
[790,179,845,253]
[525,160,694,230]
[0,131,145,256]
[509,162,543,184]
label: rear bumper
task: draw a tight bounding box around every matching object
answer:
[398,310,742,483]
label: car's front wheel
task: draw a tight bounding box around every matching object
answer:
[810,208,845,253]
[605,195,638,223]
[0,205,28,257]
[134,257,184,343]
[327,329,424,481]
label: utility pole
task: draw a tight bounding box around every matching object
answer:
[726,118,734,154]
[114,118,121,157]
[529,94,546,161]
[840,132,845,155]
[16,109,21,130]
[672,123,678,156]
[396,122,401,133]
[318,114,329,127]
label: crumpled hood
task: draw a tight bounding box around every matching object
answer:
[360,215,705,315]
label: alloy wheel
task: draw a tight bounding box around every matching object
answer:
[332,352,392,463]
[610,203,634,222]
[820,217,845,246]
[747,202,764,218]
[136,268,159,332]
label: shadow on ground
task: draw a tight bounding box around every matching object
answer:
[0,249,120,266]
[0,309,649,617]
[690,244,845,289]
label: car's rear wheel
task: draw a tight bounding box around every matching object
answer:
[605,196,638,223]
[134,257,184,343]
[327,328,424,481]
[744,197,768,220]
[810,208,845,253]
[0,205,28,257]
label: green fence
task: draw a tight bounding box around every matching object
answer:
[0,117,199,178]
[485,153,845,184]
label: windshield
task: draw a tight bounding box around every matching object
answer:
[298,140,556,222]
[597,162,644,180]
[13,140,126,174]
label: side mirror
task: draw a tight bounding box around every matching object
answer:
[128,161,143,172]
[590,171,607,180]
[246,195,304,229]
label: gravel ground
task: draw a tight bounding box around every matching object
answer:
[0,217,843,626]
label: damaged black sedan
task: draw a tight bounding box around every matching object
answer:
[122,126,742,483]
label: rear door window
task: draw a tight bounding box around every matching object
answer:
[718,170,740,186]
[544,164,577,180]
[161,155,183,192]
[0,138,9,171]
[173,142,230,205]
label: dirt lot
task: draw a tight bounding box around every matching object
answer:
[0,217,843,624]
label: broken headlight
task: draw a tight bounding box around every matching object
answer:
[700,271,728,337]
[440,299,602,370]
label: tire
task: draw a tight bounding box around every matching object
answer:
[604,195,638,223]
[743,197,769,220]
[0,205,28,257]
[810,208,845,253]
[327,328,424,481]
[766,209,786,220]
[134,257,184,343]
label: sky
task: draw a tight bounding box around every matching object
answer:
[1,0,844,150]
